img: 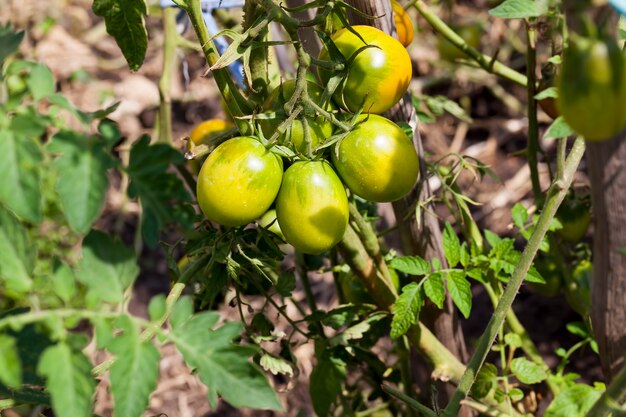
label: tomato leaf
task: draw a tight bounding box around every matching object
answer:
[109,315,160,417]
[423,273,445,309]
[510,357,548,384]
[168,311,281,410]
[545,384,603,417]
[92,0,148,71]
[259,353,294,377]
[126,136,194,247]
[76,231,139,304]
[471,363,498,399]
[48,130,113,234]
[0,335,22,388]
[37,343,96,417]
[389,255,430,276]
[26,64,55,101]
[391,282,424,339]
[0,24,24,65]
[310,353,346,417]
[51,260,76,304]
[511,203,529,230]
[0,129,43,224]
[544,116,575,140]
[443,222,461,267]
[0,208,34,295]
[489,0,548,19]
[447,271,472,318]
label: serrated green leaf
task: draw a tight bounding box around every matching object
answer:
[48,130,111,234]
[276,271,296,297]
[0,130,43,224]
[510,357,547,384]
[484,229,502,248]
[92,0,148,71]
[92,317,113,350]
[566,322,589,339]
[330,312,386,347]
[26,64,55,101]
[51,260,76,303]
[169,312,281,410]
[447,271,472,318]
[109,316,160,417]
[169,296,195,329]
[0,335,22,387]
[391,283,423,339]
[126,136,193,247]
[259,354,294,377]
[545,384,603,417]
[37,343,96,417]
[489,0,548,19]
[76,231,139,304]
[511,203,528,229]
[0,208,33,294]
[0,24,24,64]
[310,354,345,417]
[389,256,430,276]
[544,117,574,140]
[423,273,445,309]
[443,222,461,267]
[471,363,498,399]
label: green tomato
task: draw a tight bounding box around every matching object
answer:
[276,160,349,254]
[557,36,626,141]
[259,80,334,154]
[196,137,283,227]
[528,255,562,297]
[556,192,591,243]
[332,114,419,202]
[564,259,591,317]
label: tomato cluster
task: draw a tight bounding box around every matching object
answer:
[193,25,418,254]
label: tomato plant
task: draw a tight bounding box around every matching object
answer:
[275,160,348,254]
[196,137,283,227]
[258,79,334,154]
[187,118,234,173]
[332,114,419,202]
[437,22,481,62]
[557,36,626,141]
[319,25,412,114]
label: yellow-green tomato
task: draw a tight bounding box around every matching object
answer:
[319,25,412,114]
[557,37,626,141]
[259,80,334,154]
[197,137,283,227]
[258,209,285,240]
[276,160,349,254]
[332,114,419,202]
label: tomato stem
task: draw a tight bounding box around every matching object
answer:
[440,136,586,417]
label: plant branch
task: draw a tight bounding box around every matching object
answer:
[525,19,542,205]
[157,7,177,144]
[440,136,586,417]
[408,0,528,87]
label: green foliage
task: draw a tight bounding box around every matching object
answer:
[37,342,97,417]
[310,352,346,417]
[545,384,604,417]
[108,316,160,417]
[489,0,548,19]
[76,231,139,304]
[391,283,423,338]
[510,357,548,384]
[0,24,24,65]
[126,136,194,246]
[92,0,148,71]
[168,299,282,410]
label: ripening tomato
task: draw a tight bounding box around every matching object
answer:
[276,160,349,254]
[392,0,414,47]
[258,80,334,154]
[319,25,412,114]
[197,137,283,227]
[557,37,626,141]
[564,259,591,317]
[332,114,419,202]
